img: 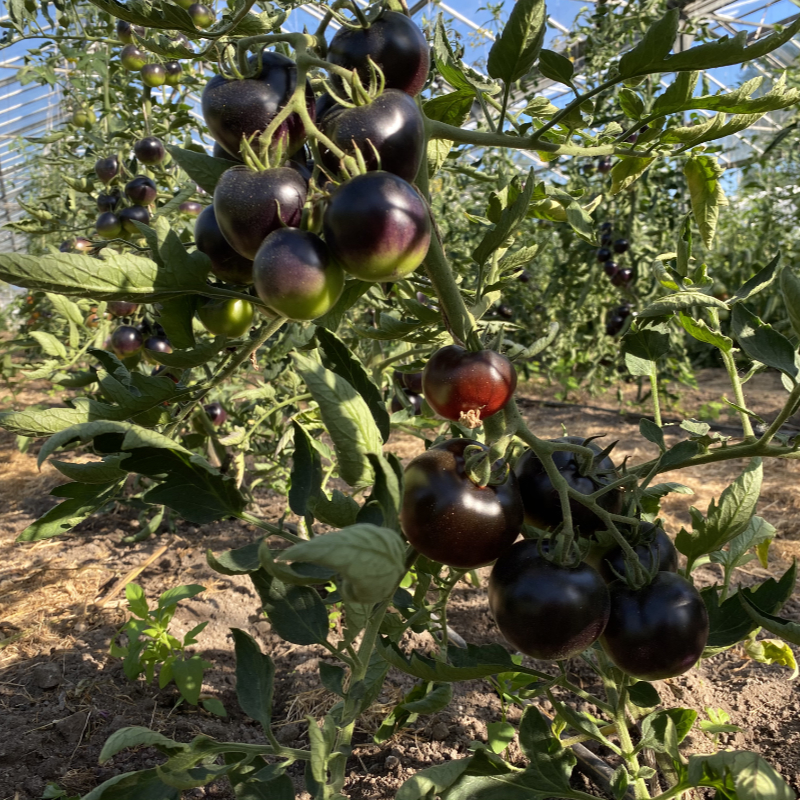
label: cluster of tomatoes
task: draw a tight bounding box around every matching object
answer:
[596,221,633,288]
[118,20,186,85]
[400,356,709,680]
[193,10,432,322]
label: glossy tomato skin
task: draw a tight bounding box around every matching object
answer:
[423,345,517,423]
[97,190,121,212]
[322,171,430,282]
[188,3,214,27]
[597,523,678,582]
[119,205,151,233]
[179,201,203,216]
[116,20,145,43]
[601,572,709,681]
[514,436,623,536]
[134,136,165,165]
[213,166,307,260]
[143,336,172,364]
[394,370,423,394]
[201,51,315,159]
[95,156,119,184]
[197,298,254,337]
[141,63,166,87]
[390,390,422,416]
[612,268,633,287]
[253,228,344,321]
[125,176,157,205]
[489,540,610,661]
[110,325,144,356]
[121,44,147,71]
[194,205,254,285]
[164,61,182,87]
[96,212,122,239]
[320,90,424,183]
[401,439,523,569]
[205,402,227,425]
[328,11,430,97]
[107,301,138,317]
[213,142,242,163]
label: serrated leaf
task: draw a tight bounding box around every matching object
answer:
[487,0,546,83]
[684,155,728,249]
[732,304,799,380]
[639,291,728,318]
[731,254,782,304]
[611,157,655,195]
[678,312,732,352]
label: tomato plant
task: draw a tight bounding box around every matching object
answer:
[2,1,800,798]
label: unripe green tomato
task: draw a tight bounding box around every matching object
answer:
[188,3,214,28]
[174,0,193,8]
[197,298,254,337]
[141,63,166,87]
[164,61,182,86]
[121,44,147,71]
[72,108,96,129]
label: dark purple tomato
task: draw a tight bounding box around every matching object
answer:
[188,3,214,27]
[97,190,121,212]
[60,237,94,253]
[125,175,157,205]
[212,142,242,163]
[204,402,227,425]
[625,131,639,144]
[597,523,678,582]
[322,171,430,282]
[617,304,632,317]
[391,390,422,415]
[393,370,423,394]
[401,438,523,568]
[423,345,517,424]
[514,436,624,536]
[253,228,344,321]
[179,200,203,216]
[599,221,612,231]
[327,10,430,97]
[107,301,139,317]
[201,50,315,159]
[605,315,625,336]
[517,270,530,284]
[611,268,633,287]
[95,156,119,185]
[96,212,122,239]
[141,63,166,87]
[600,233,612,247]
[498,304,513,320]
[143,336,172,364]
[213,166,307,260]
[596,248,612,262]
[116,20,145,43]
[197,297,254,337]
[597,157,612,174]
[320,90,424,183]
[603,261,619,277]
[489,540,610,661]
[601,572,708,681]
[121,44,147,71]
[119,205,151,234]
[110,325,144,356]
[134,136,165,165]
[194,205,254,285]
[288,146,314,182]
[315,92,339,123]
[613,238,629,254]
[164,61,182,87]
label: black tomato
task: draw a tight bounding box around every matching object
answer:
[120,44,147,71]
[596,247,612,262]
[327,10,430,97]
[205,402,227,425]
[514,436,624,536]
[96,212,122,239]
[213,166,307,260]
[141,63,166,87]
[605,315,625,336]
[322,171,431,282]
[422,345,517,424]
[95,156,119,185]
[315,92,339,123]
[613,238,629,254]
[599,221,613,231]
[188,3,213,27]
[197,298,254,337]
[401,438,523,569]
[617,304,633,318]
[116,20,145,44]
[107,301,139,317]
[597,157,612,174]
[194,205,254,285]
[119,205,151,233]
[393,370,423,394]
[125,175,157,205]
[601,572,709,681]
[110,325,144,356]
[201,50,315,159]
[134,136,165,165]
[143,336,172,364]
[390,390,422,416]
[164,61,182,87]
[61,237,93,253]
[489,540,610,661]
[320,90,424,183]
[611,268,633,287]
[600,233,613,247]
[517,270,530,283]
[97,190,121,212]
[253,228,344,321]
[603,261,618,277]
[597,523,678,582]
[288,146,314,182]
[497,304,513,319]
[179,200,203,216]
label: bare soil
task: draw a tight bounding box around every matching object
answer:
[1,369,799,800]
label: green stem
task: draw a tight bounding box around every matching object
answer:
[757,379,800,446]
[235,510,304,544]
[615,684,649,800]
[649,364,662,428]
[498,81,511,135]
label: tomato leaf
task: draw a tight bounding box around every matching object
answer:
[487,0,546,83]
[538,49,574,88]
[617,9,679,78]
[231,629,275,731]
[686,750,794,800]
[779,267,800,340]
[166,145,233,193]
[610,157,655,195]
[628,681,661,708]
[289,421,323,518]
[732,303,799,381]
[206,540,263,576]
[684,155,728,249]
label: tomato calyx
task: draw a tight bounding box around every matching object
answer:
[463,442,511,489]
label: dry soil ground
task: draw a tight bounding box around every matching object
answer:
[1,369,799,800]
